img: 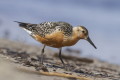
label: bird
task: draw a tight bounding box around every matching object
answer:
[15,21,97,69]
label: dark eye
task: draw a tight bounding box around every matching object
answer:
[82,30,85,33]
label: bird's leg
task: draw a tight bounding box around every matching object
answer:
[35,45,48,71]
[40,45,46,64]
[58,48,66,69]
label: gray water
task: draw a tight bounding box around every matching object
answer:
[0,0,120,64]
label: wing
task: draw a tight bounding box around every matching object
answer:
[15,21,73,37]
[56,22,73,36]
[32,21,73,37]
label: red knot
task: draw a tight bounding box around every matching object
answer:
[15,21,97,69]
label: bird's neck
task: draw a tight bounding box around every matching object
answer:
[66,27,81,45]
[62,27,80,46]
[72,27,81,40]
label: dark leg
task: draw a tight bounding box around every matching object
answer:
[40,45,46,64]
[58,48,66,68]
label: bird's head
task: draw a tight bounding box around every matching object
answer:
[75,26,97,49]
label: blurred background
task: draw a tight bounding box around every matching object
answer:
[0,0,120,65]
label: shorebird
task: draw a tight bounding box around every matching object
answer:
[15,21,97,69]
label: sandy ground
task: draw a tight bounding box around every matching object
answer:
[0,56,69,80]
[0,38,120,80]
[0,39,68,80]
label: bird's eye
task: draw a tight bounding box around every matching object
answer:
[82,30,85,33]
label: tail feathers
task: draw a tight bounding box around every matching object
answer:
[14,21,24,24]
[14,21,30,28]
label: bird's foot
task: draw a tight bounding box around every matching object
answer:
[35,63,48,72]
[63,64,75,71]
[63,64,70,71]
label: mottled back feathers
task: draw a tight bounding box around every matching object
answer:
[15,21,73,37]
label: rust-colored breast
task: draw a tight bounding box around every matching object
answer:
[32,31,64,48]
[62,36,79,47]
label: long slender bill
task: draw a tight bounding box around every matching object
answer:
[87,37,97,49]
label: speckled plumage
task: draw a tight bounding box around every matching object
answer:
[16,21,73,37]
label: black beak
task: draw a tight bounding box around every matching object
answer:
[86,37,97,49]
